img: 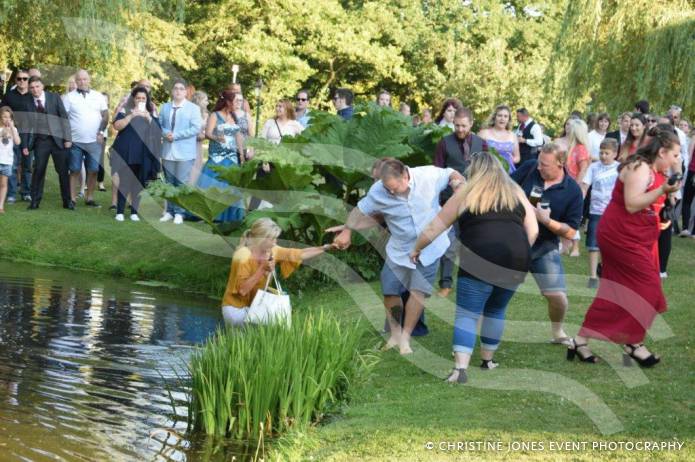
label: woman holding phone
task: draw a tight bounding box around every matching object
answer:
[111,86,162,222]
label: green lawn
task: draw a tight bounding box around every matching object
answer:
[1,172,693,461]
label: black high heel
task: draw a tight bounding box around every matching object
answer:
[445,368,468,384]
[566,339,598,363]
[623,344,660,368]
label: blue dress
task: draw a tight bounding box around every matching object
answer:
[197,112,245,222]
[485,139,516,174]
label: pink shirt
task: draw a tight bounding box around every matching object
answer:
[567,144,589,180]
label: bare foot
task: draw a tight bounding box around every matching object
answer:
[399,343,413,355]
[381,337,399,351]
[437,287,452,298]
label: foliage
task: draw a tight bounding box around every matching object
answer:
[546,0,695,117]
[188,310,371,439]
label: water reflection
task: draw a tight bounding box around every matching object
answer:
[0,262,224,461]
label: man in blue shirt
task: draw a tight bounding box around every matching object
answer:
[332,88,354,120]
[332,158,464,355]
[294,89,312,127]
[512,143,583,345]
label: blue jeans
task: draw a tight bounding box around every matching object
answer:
[8,146,32,198]
[163,159,194,215]
[452,276,518,354]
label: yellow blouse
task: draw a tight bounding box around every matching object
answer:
[221,246,303,308]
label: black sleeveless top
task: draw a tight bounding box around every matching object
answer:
[456,202,531,287]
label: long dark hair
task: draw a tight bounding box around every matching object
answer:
[619,125,680,172]
[620,112,648,155]
[435,98,463,124]
[125,86,155,114]
[212,90,239,124]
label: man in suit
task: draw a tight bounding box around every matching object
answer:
[26,76,73,209]
[159,79,202,224]
[0,69,33,202]
[605,112,631,146]
[433,107,487,297]
[515,107,545,165]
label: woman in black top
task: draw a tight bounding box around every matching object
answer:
[111,86,162,221]
[411,152,538,384]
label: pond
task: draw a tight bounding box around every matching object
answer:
[0,261,249,461]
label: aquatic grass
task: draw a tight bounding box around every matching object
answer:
[188,310,371,440]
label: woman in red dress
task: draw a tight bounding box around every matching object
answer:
[568,126,682,367]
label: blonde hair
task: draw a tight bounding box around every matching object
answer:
[487,104,512,130]
[240,218,282,248]
[457,152,521,215]
[566,118,589,155]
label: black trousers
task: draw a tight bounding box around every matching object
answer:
[658,224,672,273]
[682,171,695,233]
[31,136,71,206]
[116,164,143,214]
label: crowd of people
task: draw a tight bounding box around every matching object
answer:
[0,68,692,384]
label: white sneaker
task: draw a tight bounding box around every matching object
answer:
[173,214,184,225]
[130,214,140,222]
[679,230,691,237]
[115,214,125,222]
[160,212,174,222]
[660,272,668,279]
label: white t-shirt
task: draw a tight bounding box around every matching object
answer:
[583,161,619,215]
[587,130,605,161]
[0,128,17,165]
[62,89,108,143]
[261,119,303,144]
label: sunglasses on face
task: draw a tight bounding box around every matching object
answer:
[649,119,658,123]
[296,97,307,102]
[16,77,28,81]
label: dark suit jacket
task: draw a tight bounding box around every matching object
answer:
[26,91,72,150]
[605,130,621,143]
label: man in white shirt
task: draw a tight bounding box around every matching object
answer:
[668,105,690,169]
[515,108,544,165]
[62,69,108,207]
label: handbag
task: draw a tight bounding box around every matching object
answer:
[246,270,292,326]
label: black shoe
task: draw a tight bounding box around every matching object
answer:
[85,200,100,208]
[623,344,660,368]
[445,368,468,384]
[27,203,39,210]
[480,359,499,369]
[567,338,598,363]
[64,200,75,210]
[587,277,599,289]
[108,205,117,211]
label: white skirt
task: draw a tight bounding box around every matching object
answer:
[222,305,249,326]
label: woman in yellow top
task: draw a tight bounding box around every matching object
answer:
[222,218,335,326]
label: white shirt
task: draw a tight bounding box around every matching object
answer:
[357,166,454,268]
[675,126,689,172]
[582,161,619,215]
[0,127,17,165]
[261,119,303,144]
[33,92,46,109]
[62,89,107,143]
[518,117,544,147]
[587,130,606,161]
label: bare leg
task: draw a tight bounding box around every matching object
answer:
[0,176,7,210]
[589,251,600,278]
[85,171,97,202]
[400,290,427,354]
[382,295,403,350]
[111,173,119,207]
[70,172,81,201]
[544,291,568,340]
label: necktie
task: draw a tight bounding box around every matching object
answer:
[520,122,526,132]
[36,99,45,113]
[77,89,88,97]
[171,107,179,131]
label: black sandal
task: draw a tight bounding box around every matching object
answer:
[623,344,660,368]
[480,359,499,369]
[567,338,598,363]
[445,368,468,384]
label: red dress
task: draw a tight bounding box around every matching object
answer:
[579,171,667,344]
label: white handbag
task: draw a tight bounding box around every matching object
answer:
[246,270,292,326]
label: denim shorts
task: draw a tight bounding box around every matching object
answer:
[381,257,439,297]
[529,248,566,293]
[69,142,102,173]
[585,213,601,251]
[0,163,11,177]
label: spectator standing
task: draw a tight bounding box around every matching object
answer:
[0,106,21,213]
[479,104,520,173]
[0,70,32,203]
[606,112,631,146]
[332,88,354,120]
[25,76,72,210]
[376,90,391,108]
[189,90,209,186]
[421,108,433,125]
[62,69,109,207]
[511,143,584,345]
[261,99,303,144]
[620,113,647,160]
[588,113,610,161]
[515,108,544,165]
[435,98,462,130]
[159,79,203,225]
[294,89,312,128]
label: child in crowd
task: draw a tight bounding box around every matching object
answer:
[580,138,620,288]
[0,106,21,214]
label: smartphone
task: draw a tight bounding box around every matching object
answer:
[137,101,146,112]
[667,173,683,186]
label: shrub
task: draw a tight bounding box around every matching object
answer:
[188,310,371,440]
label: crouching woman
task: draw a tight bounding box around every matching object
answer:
[221,218,334,326]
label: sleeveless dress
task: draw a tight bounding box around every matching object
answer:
[578,171,667,344]
[197,112,245,222]
[484,139,516,174]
